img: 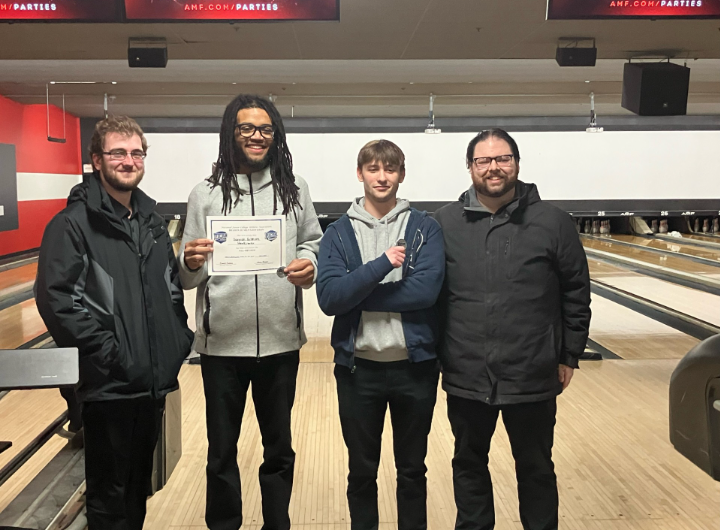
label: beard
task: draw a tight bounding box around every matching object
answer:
[474,171,517,198]
[236,143,272,172]
[100,162,144,192]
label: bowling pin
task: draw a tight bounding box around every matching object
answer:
[703,219,710,233]
[694,218,700,233]
[651,219,658,233]
[713,218,719,234]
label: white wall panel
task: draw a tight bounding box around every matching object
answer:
[142,131,720,204]
[17,173,82,202]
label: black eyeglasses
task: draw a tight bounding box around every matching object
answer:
[235,123,275,139]
[102,149,146,161]
[472,154,514,168]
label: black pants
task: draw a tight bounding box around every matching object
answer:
[447,395,558,530]
[335,359,439,530]
[201,351,300,530]
[83,396,165,530]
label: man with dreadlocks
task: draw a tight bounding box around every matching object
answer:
[178,95,322,530]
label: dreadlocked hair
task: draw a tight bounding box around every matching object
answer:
[207,94,301,216]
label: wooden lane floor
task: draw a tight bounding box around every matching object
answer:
[588,258,720,327]
[144,358,720,530]
[0,299,47,350]
[683,233,720,245]
[582,236,720,280]
[608,234,720,262]
[589,295,698,360]
[0,263,37,299]
[0,390,68,513]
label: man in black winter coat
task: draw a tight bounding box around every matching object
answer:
[434,128,591,530]
[35,116,194,530]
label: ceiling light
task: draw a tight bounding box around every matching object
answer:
[585,80,590,83]
[111,81,118,85]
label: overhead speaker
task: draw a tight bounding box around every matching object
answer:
[128,37,168,68]
[555,47,597,67]
[621,62,690,116]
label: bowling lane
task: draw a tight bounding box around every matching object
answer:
[589,295,699,360]
[0,263,37,299]
[608,234,720,262]
[588,258,720,327]
[684,233,720,244]
[0,299,47,350]
[582,236,720,280]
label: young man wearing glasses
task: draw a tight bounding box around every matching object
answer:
[317,140,445,530]
[35,116,194,530]
[434,129,591,530]
[179,95,322,530]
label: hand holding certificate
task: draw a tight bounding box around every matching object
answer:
[207,216,286,276]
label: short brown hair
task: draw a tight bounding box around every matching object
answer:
[357,140,405,171]
[88,115,148,161]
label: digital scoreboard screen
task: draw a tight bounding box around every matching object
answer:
[0,0,118,20]
[124,0,339,21]
[547,0,720,18]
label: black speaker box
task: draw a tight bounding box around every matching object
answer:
[621,62,690,116]
[128,46,168,68]
[555,47,597,67]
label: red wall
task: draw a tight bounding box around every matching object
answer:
[0,94,81,257]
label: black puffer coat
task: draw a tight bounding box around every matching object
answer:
[434,181,591,405]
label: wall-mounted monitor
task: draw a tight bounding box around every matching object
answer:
[124,0,339,21]
[0,0,119,21]
[547,0,720,19]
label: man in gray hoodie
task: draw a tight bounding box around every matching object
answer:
[178,95,322,530]
[317,140,445,530]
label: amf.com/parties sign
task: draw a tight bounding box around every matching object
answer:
[0,0,117,20]
[547,0,720,18]
[124,0,339,21]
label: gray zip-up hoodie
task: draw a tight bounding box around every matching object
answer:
[178,167,322,358]
[347,197,411,361]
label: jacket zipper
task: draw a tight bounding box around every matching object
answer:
[505,238,510,255]
[336,229,351,272]
[248,175,261,361]
[335,227,356,372]
[203,284,211,348]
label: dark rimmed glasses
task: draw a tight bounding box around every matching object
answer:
[235,123,275,139]
[472,154,515,169]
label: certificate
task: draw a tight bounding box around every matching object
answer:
[207,216,286,276]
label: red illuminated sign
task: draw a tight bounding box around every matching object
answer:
[124,0,339,21]
[0,0,117,20]
[547,0,720,18]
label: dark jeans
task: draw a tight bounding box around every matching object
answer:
[201,351,300,530]
[447,395,558,530]
[83,396,165,530]
[335,359,440,530]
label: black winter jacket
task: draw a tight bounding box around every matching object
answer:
[434,181,591,405]
[35,176,194,402]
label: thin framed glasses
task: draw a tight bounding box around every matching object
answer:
[472,154,515,169]
[102,149,146,161]
[235,123,275,139]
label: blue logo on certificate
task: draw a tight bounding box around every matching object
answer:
[213,231,227,244]
[265,230,278,242]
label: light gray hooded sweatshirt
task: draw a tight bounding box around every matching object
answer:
[178,167,322,358]
[348,197,411,362]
